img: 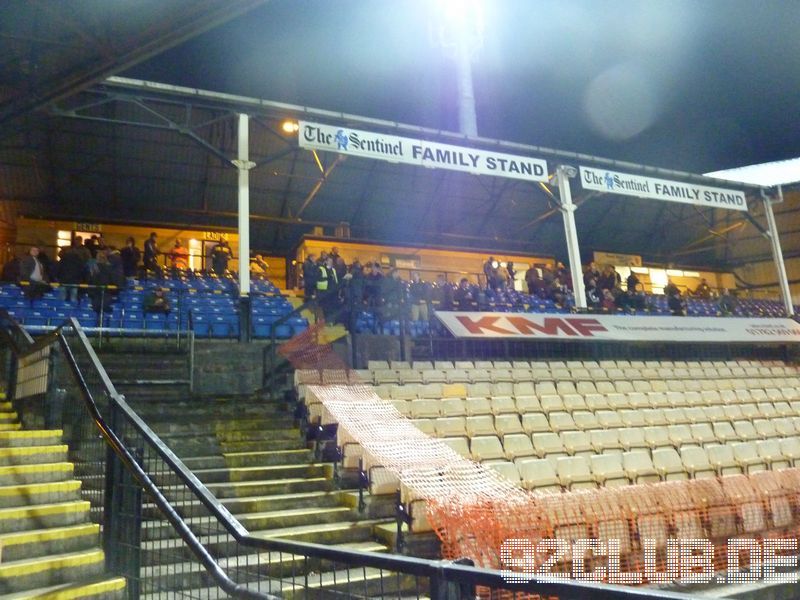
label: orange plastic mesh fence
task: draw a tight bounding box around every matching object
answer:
[282,331,800,584]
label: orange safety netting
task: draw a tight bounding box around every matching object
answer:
[282,330,800,585]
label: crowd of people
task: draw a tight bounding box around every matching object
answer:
[300,249,740,326]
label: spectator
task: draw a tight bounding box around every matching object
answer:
[626,269,640,293]
[107,247,125,289]
[381,268,404,321]
[85,235,100,259]
[19,246,50,301]
[365,262,384,308]
[453,278,477,310]
[665,280,685,316]
[506,261,516,289]
[88,251,116,313]
[430,274,453,311]
[549,276,567,308]
[597,265,620,292]
[331,247,347,281]
[583,262,600,287]
[525,264,541,296]
[170,239,189,272]
[144,288,170,314]
[302,254,317,300]
[319,256,340,320]
[343,260,365,329]
[629,283,648,312]
[408,271,431,321]
[693,278,712,299]
[555,262,572,290]
[718,288,736,316]
[585,277,601,311]
[601,288,616,312]
[57,239,87,302]
[250,254,269,275]
[210,240,232,276]
[143,232,162,278]
[120,237,141,279]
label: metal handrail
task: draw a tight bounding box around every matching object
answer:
[0,309,701,599]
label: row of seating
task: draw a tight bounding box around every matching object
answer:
[412,416,800,456]
[388,393,800,419]
[487,440,798,493]
[364,359,789,370]
[371,381,800,404]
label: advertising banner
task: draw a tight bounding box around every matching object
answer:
[579,166,748,211]
[299,121,549,182]
[436,312,800,343]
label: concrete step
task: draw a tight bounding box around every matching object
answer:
[218,439,306,453]
[0,549,105,595]
[374,522,441,559]
[154,428,301,443]
[139,541,389,592]
[0,480,82,509]
[176,463,332,485]
[150,490,344,519]
[253,518,391,545]
[183,476,335,499]
[0,431,63,448]
[0,463,74,486]
[141,505,357,542]
[0,524,100,563]
[0,501,91,535]
[0,411,19,424]
[149,418,295,435]
[4,576,126,599]
[0,423,24,431]
[0,446,69,467]
[179,448,313,471]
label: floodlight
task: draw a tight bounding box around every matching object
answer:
[281,120,299,134]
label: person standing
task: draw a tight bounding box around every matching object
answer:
[143,232,162,279]
[57,239,87,302]
[408,271,431,321]
[210,240,232,276]
[302,254,318,300]
[120,237,141,279]
[19,246,50,301]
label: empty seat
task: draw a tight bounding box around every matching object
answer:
[620,409,646,428]
[540,395,565,413]
[515,396,541,413]
[756,439,788,470]
[561,430,592,456]
[495,414,524,436]
[627,392,649,409]
[667,424,693,447]
[622,451,659,483]
[562,394,587,412]
[411,419,435,436]
[572,411,599,431]
[517,458,561,492]
[576,381,597,395]
[733,420,759,441]
[399,369,423,384]
[713,421,737,443]
[756,402,777,419]
[774,417,797,437]
[440,398,466,417]
[731,442,767,474]
[680,446,715,478]
[532,432,567,460]
[487,460,522,484]
[652,448,688,481]
[585,393,609,411]
[491,382,514,396]
[706,444,741,475]
[590,454,628,487]
[513,381,536,397]
[597,410,623,429]
[441,437,470,458]
[556,456,595,489]
[779,438,800,466]
[410,399,440,418]
[466,415,495,437]
[690,423,716,446]
[491,396,517,415]
[503,433,536,460]
[374,368,400,384]
[556,381,577,395]
[435,417,467,438]
[521,412,550,434]
[447,369,471,383]
[465,397,492,416]
[389,384,417,401]
[417,383,443,399]
[433,361,454,370]
[470,436,505,462]
[643,408,667,426]
[619,428,647,451]
[549,412,577,433]
[643,426,670,449]
[441,383,467,398]
[467,382,492,398]
[591,429,622,454]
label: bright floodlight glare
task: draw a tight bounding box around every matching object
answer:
[281,120,299,134]
[435,0,484,44]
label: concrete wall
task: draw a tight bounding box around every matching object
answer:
[192,340,267,396]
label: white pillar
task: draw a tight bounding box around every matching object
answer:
[763,187,794,316]
[556,165,587,309]
[455,39,478,137]
[236,113,252,296]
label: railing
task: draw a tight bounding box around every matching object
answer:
[0,310,701,599]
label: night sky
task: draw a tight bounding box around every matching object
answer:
[125,0,800,174]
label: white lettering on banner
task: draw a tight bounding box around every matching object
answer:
[299,121,548,182]
[435,312,800,343]
[579,166,748,212]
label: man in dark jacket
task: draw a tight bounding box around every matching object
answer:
[57,241,86,302]
[19,246,50,301]
[302,254,318,301]
[120,237,141,279]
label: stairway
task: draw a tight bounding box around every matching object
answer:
[102,367,402,598]
[0,398,125,599]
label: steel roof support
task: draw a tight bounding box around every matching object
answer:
[556,165,586,309]
[763,186,794,316]
[234,113,255,341]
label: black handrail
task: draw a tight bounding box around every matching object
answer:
[0,309,703,599]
